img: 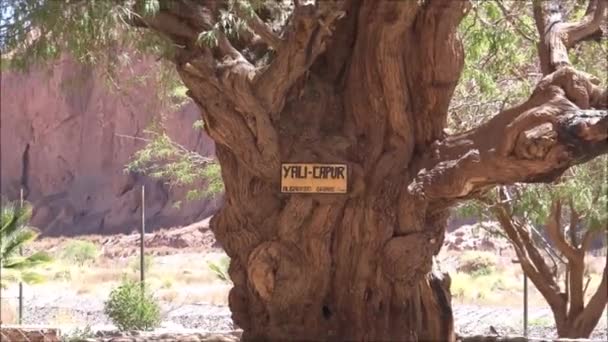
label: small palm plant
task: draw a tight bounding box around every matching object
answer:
[0,201,52,289]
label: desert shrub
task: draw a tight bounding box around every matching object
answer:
[104,279,161,331]
[52,269,72,282]
[206,255,230,283]
[160,277,173,289]
[458,251,497,276]
[61,240,99,266]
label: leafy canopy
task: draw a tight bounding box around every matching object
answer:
[451,0,607,234]
[450,0,607,133]
[454,156,608,233]
[2,0,607,212]
[125,126,224,203]
[1,0,170,70]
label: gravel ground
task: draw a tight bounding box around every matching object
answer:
[21,300,235,332]
[454,304,608,341]
[17,295,607,340]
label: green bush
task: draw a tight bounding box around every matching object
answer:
[458,251,497,277]
[104,279,161,331]
[61,240,99,266]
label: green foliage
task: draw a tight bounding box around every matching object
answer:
[61,325,94,342]
[192,120,205,130]
[0,0,172,70]
[206,255,231,283]
[460,156,608,234]
[511,156,608,230]
[193,0,283,48]
[104,279,161,332]
[61,240,99,266]
[451,0,607,133]
[457,251,497,277]
[0,201,52,289]
[451,0,537,132]
[125,129,224,202]
[197,30,219,48]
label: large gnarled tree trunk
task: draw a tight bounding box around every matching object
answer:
[131,0,608,340]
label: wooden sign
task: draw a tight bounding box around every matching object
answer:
[281,163,348,194]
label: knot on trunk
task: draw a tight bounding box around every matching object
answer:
[381,234,435,284]
[514,122,558,160]
[247,241,308,304]
[536,67,605,109]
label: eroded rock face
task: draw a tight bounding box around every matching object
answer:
[0,56,221,236]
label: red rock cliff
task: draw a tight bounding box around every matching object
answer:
[0,56,220,236]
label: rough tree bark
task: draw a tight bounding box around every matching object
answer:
[131,1,608,340]
[491,198,607,338]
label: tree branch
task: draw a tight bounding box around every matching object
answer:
[533,0,608,75]
[494,0,537,43]
[411,67,608,203]
[254,3,345,120]
[573,265,608,336]
[581,227,602,252]
[568,198,580,247]
[129,1,285,180]
[546,199,580,262]
[491,205,566,312]
[233,2,282,49]
[564,0,608,47]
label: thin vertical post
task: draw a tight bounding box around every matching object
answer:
[18,188,23,325]
[140,185,145,291]
[523,273,528,337]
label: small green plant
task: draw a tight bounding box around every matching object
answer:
[52,269,72,282]
[104,279,161,331]
[61,325,94,342]
[129,254,154,273]
[160,277,173,289]
[61,240,99,266]
[206,255,231,283]
[458,251,497,277]
[528,316,554,327]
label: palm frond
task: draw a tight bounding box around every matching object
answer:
[1,228,38,259]
[3,251,52,269]
[0,203,33,238]
[21,271,47,285]
[0,268,20,288]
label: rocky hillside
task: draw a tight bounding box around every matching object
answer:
[0,56,220,236]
